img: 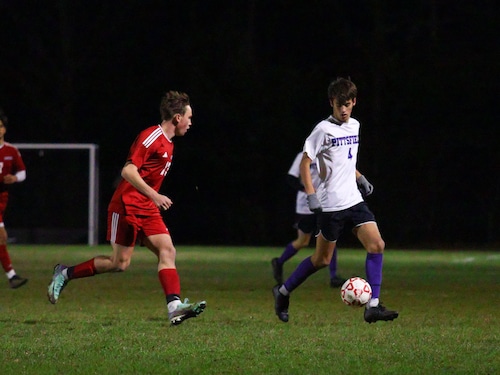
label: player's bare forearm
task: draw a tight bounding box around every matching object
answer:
[121,162,157,199]
[3,174,17,184]
[121,162,172,210]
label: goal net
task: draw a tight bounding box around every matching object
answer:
[9,143,99,245]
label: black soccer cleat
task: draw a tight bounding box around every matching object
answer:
[9,275,28,289]
[271,258,283,285]
[364,304,399,323]
[272,285,289,323]
[330,275,348,288]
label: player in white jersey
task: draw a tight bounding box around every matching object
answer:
[272,77,398,324]
[271,152,347,288]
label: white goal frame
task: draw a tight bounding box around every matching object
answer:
[13,143,99,246]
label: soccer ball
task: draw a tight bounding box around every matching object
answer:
[340,277,372,307]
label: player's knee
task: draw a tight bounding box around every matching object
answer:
[160,246,176,259]
[114,263,130,272]
[113,257,131,271]
[367,238,385,253]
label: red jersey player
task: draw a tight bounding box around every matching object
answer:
[47,91,206,325]
[0,108,28,289]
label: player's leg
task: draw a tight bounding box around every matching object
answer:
[272,214,314,284]
[329,245,347,288]
[143,233,179,303]
[0,200,26,288]
[0,224,28,288]
[355,222,385,302]
[272,229,311,284]
[143,219,205,326]
[47,211,136,304]
[47,241,135,304]
[355,221,398,323]
[273,215,337,322]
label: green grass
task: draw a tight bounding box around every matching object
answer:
[0,245,499,374]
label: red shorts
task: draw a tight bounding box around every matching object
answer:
[0,191,8,223]
[106,211,170,247]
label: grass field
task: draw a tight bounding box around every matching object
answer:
[0,245,498,375]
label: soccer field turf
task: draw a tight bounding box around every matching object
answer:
[1,245,498,374]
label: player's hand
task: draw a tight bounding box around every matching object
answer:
[356,175,374,197]
[154,194,173,211]
[3,174,16,184]
[306,193,322,213]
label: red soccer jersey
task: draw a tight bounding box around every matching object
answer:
[0,142,26,193]
[108,125,174,215]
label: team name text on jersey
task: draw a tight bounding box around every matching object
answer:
[331,135,359,146]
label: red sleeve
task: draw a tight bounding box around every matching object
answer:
[13,149,26,173]
[126,127,157,171]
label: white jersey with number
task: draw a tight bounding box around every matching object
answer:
[303,115,363,211]
[288,152,321,215]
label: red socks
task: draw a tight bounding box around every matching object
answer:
[68,259,97,279]
[158,268,180,296]
[0,244,12,272]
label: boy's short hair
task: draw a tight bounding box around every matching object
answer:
[159,91,190,121]
[327,78,357,104]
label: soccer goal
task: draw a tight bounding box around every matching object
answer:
[10,143,99,245]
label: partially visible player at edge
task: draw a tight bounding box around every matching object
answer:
[272,77,398,324]
[272,152,348,288]
[47,91,206,325]
[0,108,28,289]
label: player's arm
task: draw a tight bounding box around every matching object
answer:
[121,162,172,210]
[3,153,26,184]
[3,170,26,184]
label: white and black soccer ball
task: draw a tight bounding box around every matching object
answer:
[340,277,372,307]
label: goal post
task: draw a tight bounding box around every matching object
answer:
[12,143,99,246]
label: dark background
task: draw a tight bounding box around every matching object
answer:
[0,1,498,248]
